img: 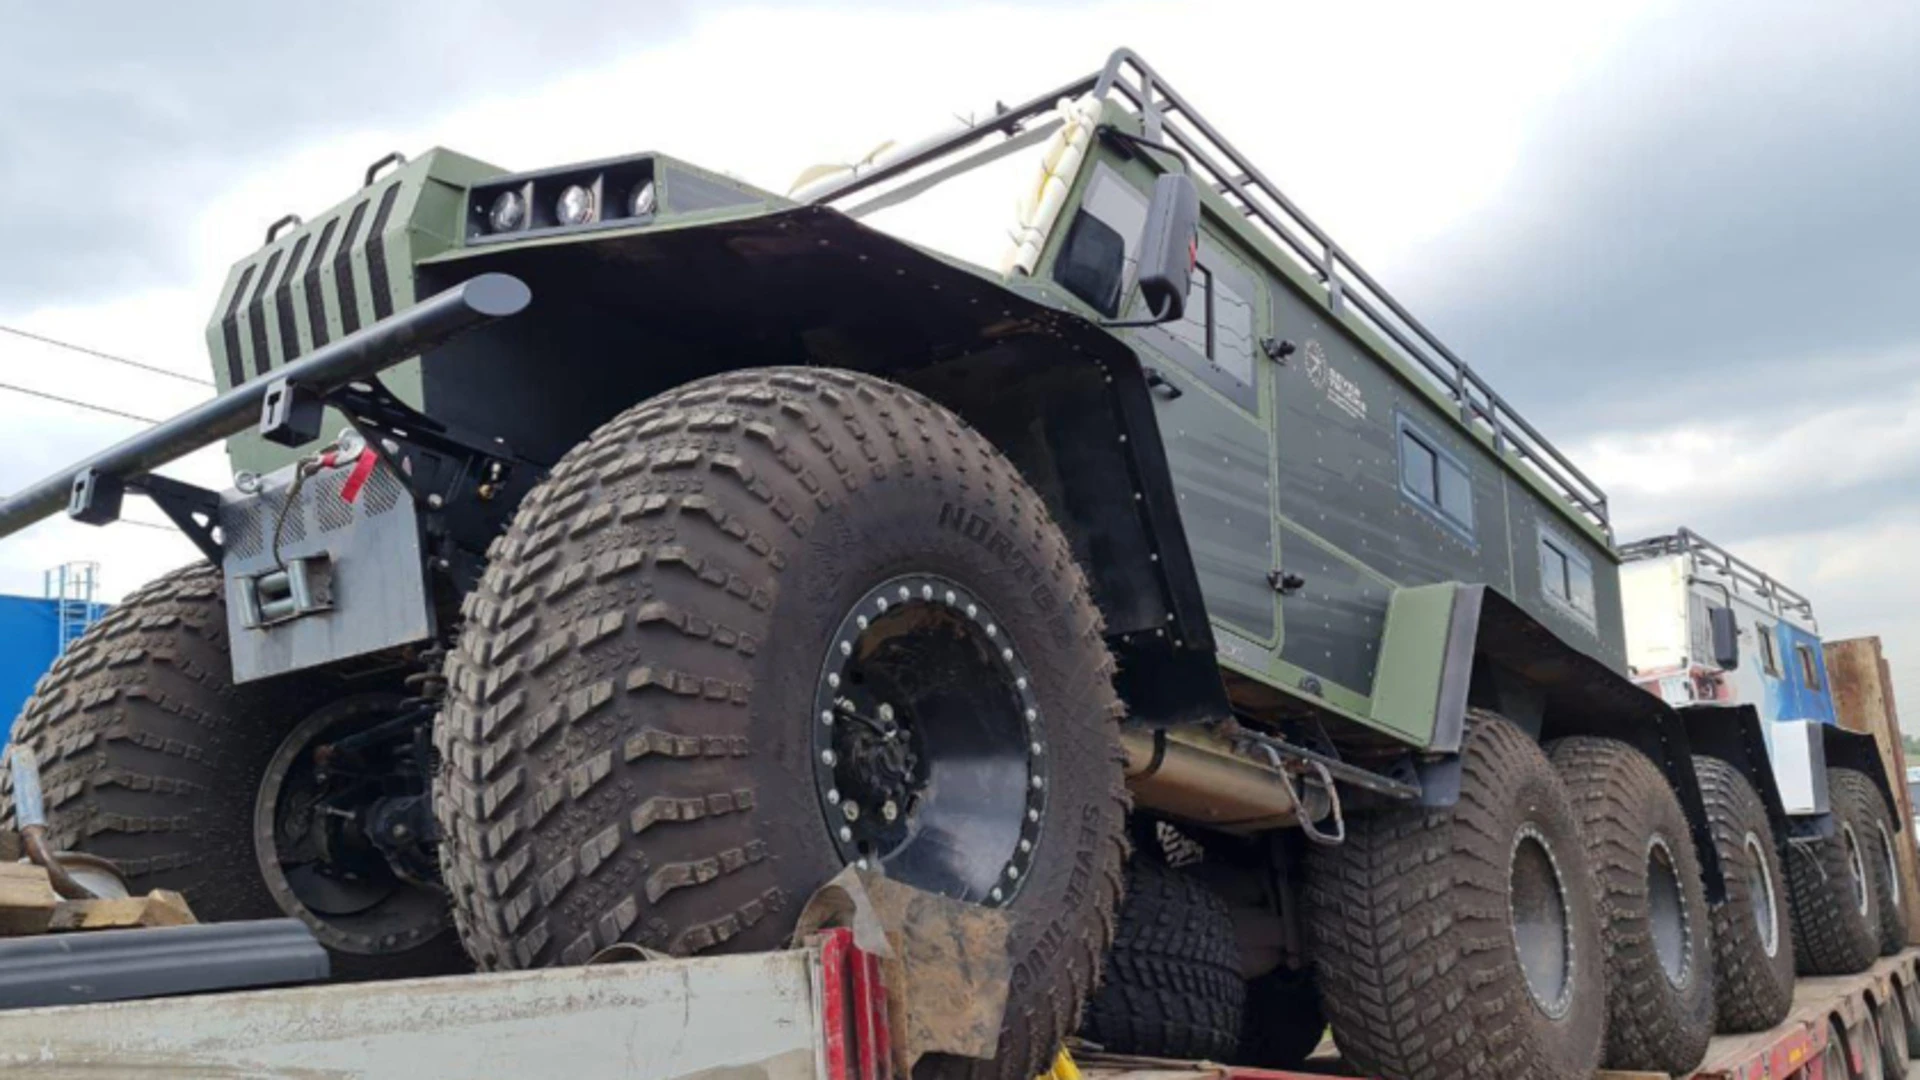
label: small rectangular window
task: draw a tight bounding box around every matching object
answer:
[1055,211,1128,316]
[1758,625,1781,676]
[1163,264,1212,360]
[1796,644,1821,691]
[1212,272,1255,386]
[1539,529,1595,622]
[1397,418,1474,537]
[1402,436,1437,503]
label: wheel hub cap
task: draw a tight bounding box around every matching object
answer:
[813,575,1045,907]
[1509,824,1576,1018]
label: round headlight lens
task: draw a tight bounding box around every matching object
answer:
[628,180,656,218]
[487,190,526,233]
[555,184,596,226]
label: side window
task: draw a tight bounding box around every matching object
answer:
[1162,264,1212,358]
[1796,644,1821,690]
[1213,272,1256,385]
[1053,164,1146,317]
[1539,528,1595,623]
[1397,416,1474,537]
[1757,624,1781,676]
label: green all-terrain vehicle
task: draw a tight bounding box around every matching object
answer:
[0,49,1906,1080]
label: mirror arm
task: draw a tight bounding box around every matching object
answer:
[1100,294,1180,330]
[1095,125,1190,173]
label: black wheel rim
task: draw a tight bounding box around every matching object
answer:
[254,695,449,956]
[1647,836,1693,988]
[1844,822,1871,917]
[1744,831,1781,959]
[812,575,1045,907]
[1509,824,1575,1018]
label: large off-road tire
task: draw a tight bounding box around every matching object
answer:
[1864,797,1906,956]
[1549,737,1714,1074]
[435,368,1129,1080]
[0,564,466,979]
[1692,755,1795,1033]
[1081,857,1244,1062]
[1789,768,1885,975]
[1304,710,1605,1080]
[1236,968,1326,1070]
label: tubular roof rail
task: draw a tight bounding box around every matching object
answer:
[1618,528,1817,624]
[806,48,1612,540]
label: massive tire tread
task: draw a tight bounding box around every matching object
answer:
[1303,710,1605,1080]
[1789,768,1885,975]
[1866,801,1905,957]
[435,367,1129,1080]
[1549,737,1714,1074]
[1081,858,1245,1062]
[1692,755,1796,1033]
[0,563,465,978]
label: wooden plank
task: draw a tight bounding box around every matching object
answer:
[1824,636,1920,944]
[0,863,59,936]
[47,889,196,933]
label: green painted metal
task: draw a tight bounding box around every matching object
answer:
[1368,583,1459,744]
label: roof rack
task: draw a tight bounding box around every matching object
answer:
[807,48,1612,540]
[1619,528,1817,624]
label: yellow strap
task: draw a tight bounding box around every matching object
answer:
[1042,1048,1081,1080]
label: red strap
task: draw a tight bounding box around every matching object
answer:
[339,448,379,504]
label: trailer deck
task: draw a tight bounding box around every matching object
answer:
[0,922,1914,1080]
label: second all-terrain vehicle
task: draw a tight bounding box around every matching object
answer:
[0,48,1907,1080]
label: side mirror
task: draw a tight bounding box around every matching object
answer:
[1708,605,1740,670]
[1136,173,1200,323]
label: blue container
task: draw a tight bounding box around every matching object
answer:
[0,596,68,747]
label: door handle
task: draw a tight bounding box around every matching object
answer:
[1144,367,1184,399]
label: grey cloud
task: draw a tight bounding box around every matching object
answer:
[0,2,700,312]
[1387,1,1920,439]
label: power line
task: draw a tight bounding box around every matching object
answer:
[0,323,215,388]
[0,379,160,424]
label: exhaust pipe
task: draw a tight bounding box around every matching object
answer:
[1121,728,1311,833]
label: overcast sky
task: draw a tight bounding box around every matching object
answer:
[4,1,1919,729]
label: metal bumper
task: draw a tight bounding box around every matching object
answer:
[0,273,529,542]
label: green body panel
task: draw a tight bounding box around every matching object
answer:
[194,87,1622,754]
[1368,583,1460,742]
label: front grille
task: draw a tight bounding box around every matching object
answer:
[246,249,284,380]
[364,184,402,321]
[274,234,312,361]
[334,201,370,336]
[218,265,256,389]
[303,218,340,350]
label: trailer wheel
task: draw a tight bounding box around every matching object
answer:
[1081,858,1245,1062]
[1548,737,1714,1074]
[1304,710,1605,1080]
[1790,768,1885,975]
[435,368,1128,1080]
[1879,992,1911,1076]
[1692,755,1795,1033]
[0,563,466,979]
[1236,968,1326,1070]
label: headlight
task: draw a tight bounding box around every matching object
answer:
[556,184,596,226]
[488,190,526,233]
[628,180,656,218]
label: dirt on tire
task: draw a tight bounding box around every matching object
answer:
[1549,737,1714,1074]
[1081,857,1244,1062]
[1692,754,1795,1033]
[1303,710,1605,1080]
[1789,768,1885,975]
[434,367,1129,1080]
[0,563,466,979]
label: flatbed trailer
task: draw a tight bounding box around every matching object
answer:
[3,926,1917,1080]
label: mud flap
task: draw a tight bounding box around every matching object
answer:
[795,869,1014,1076]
